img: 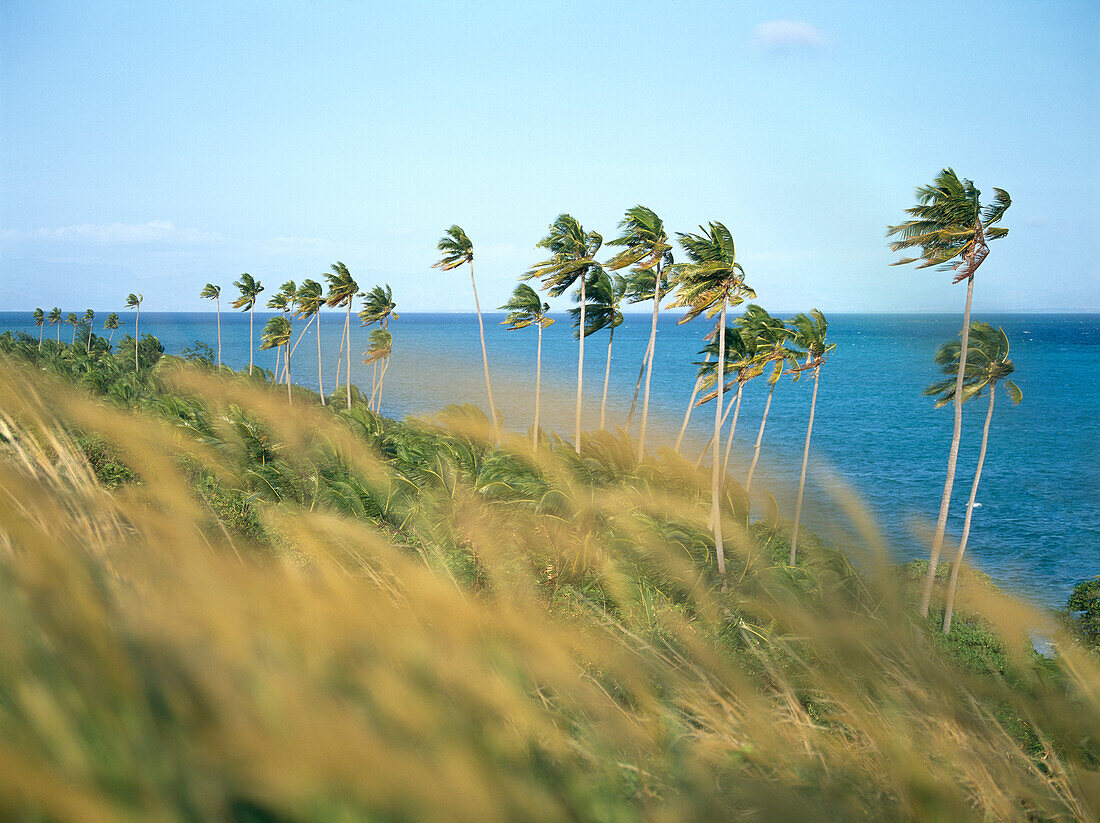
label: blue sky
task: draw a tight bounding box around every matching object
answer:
[2,0,1096,313]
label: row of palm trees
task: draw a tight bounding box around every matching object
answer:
[32,307,122,349]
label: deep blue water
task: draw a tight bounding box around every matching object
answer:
[4,309,1098,610]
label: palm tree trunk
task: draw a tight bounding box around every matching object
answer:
[469,261,499,442]
[790,364,820,565]
[720,382,745,477]
[216,297,222,368]
[919,274,976,617]
[712,297,727,578]
[335,312,347,393]
[109,329,115,346]
[942,387,995,633]
[744,377,776,506]
[286,315,314,371]
[575,276,586,454]
[534,321,543,451]
[286,343,292,404]
[674,352,712,454]
[345,302,353,409]
[38,326,43,352]
[248,306,254,375]
[135,308,140,372]
[600,323,614,430]
[695,392,737,469]
[317,313,325,405]
[637,281,661,459]
[625,345,650,429]
[87,325,93,349]
[369,360,379,411]
[376,357,389,415]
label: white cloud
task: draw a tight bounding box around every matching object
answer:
[1,221,221,244]
[752,20,827,53]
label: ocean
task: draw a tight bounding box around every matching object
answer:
[4,309,1098,610]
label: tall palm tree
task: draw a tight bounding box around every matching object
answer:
[500,284,554,451]
[231,274,263,376]
[607,205,673,459]
[293,279,325,405]
[260,316,293,403]
[887,169,1011,618]
[786,310,835,565]
[359,285,398,409]
[668,222,754,577]
[65,312,79,345]
[693,324,761,475]
[47,307,62,343]
[125,294,143,371]
[325,262,359,409]
[199,283,222,367]
[526,214,604,453]
[569,271,626,430]
[739,305,797,505]
[32,308,44,351]
[267,281,296,383]
[434,226,499,441]
[363,328,393,414]
[104,313,120,346]
[83,309,95,349]
[925,323,1021,633]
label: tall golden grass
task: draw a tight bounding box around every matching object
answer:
[0,358,1097,821]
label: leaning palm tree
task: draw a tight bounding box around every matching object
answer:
[887,169,1011,618]
[47,307,62,343]
[267,281,296,383]
[786,310,836,565]
[606,205,673,459]
[668,222,755,577]
[325,262,359,409]
[124,294,143,370]
[739,305,798,505]
[569,270,626,430]
[65,312,79,345]
[925,322,1021,633]
[363,328,393,414]
[293,279,326,404]
[103,313,120,346]
[500,284,554,450]
[359,285,398,409]
[693,323,762,474]
[199,283,222,367]
[434,226,499,441]
[260,315,293,403]
[32,308,44,351]
[526,214,604,453]
[83,309,95,349]
[231,274,263,376]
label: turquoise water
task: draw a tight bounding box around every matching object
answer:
[4,310,1098,609]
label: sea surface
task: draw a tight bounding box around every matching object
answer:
[4,309,1098,610]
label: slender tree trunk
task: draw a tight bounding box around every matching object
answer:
[286,315,313,372]
[600,323,614,430]
[109,329,115,346]
[335,312,347,394]
[712,297,728,578]
[247,306,254,375]
[790,363,820,565]
[942,387,995,633]
[135,308,140,372]
[696,392,737,469]
[274,345,282,384]
[674,351,711,453]
[721,382,745,477]
[216,297,222,368]
[376,357,388,415]
[469,261,499,441]
[534,321,543,451]
[575,277,586,454]
[87,325,93,349]
[744,377,776,506]
[317,312,325,405]
[38,326,43,352]
[369,360,379,411]
[637,279,661,459]
[71,325,76,345]
[919,274,976,617]
[625,345,650,429]
[286,344,292,404]
[345,302,353,409]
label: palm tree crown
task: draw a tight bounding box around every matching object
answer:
[925,322,1021,408]
[500,284,552,331]
[606,205,673,275]
[359,285,398,328]
[33,308,44,328]
[260,316,292,351]
[125,293,142,310]
[324,262,358,309]
[200,283,221,301]
[669,223,755,322]
[526,214,604,297]
[433,225,474,271]
[569,271,625,340]
[231,275,263,310]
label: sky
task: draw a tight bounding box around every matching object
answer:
[2,0,1097,314]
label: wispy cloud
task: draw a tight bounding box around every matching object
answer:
[1,220,221,244]
[752,20,827,53]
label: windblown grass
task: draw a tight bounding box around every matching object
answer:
[1,356,1097,821]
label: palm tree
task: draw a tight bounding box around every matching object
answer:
[32,308,44,351]
[925,323,1021,633]
[47,307,62,343]
[83,309,95,349]
[231,274,263,376]
[260,316,293,403]
[363,328,393,413]
[65,312,79,345]
[569,271,626,430]
[125,294,143,370]
[359,285,398,409]
[199,283,222,367]
[739,305,797,506]
[267,281,296,383]
[786,310,835,565]
[526,214,604,453]
[887,169,1011,618]
[668,222,754,577]
[607,205,673,460]
[104,313,120,346]
[693,324,762,475]
[294,279,325,405]
[325,262,359,409]
[500,284,554,450]
[434,225,499,440]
